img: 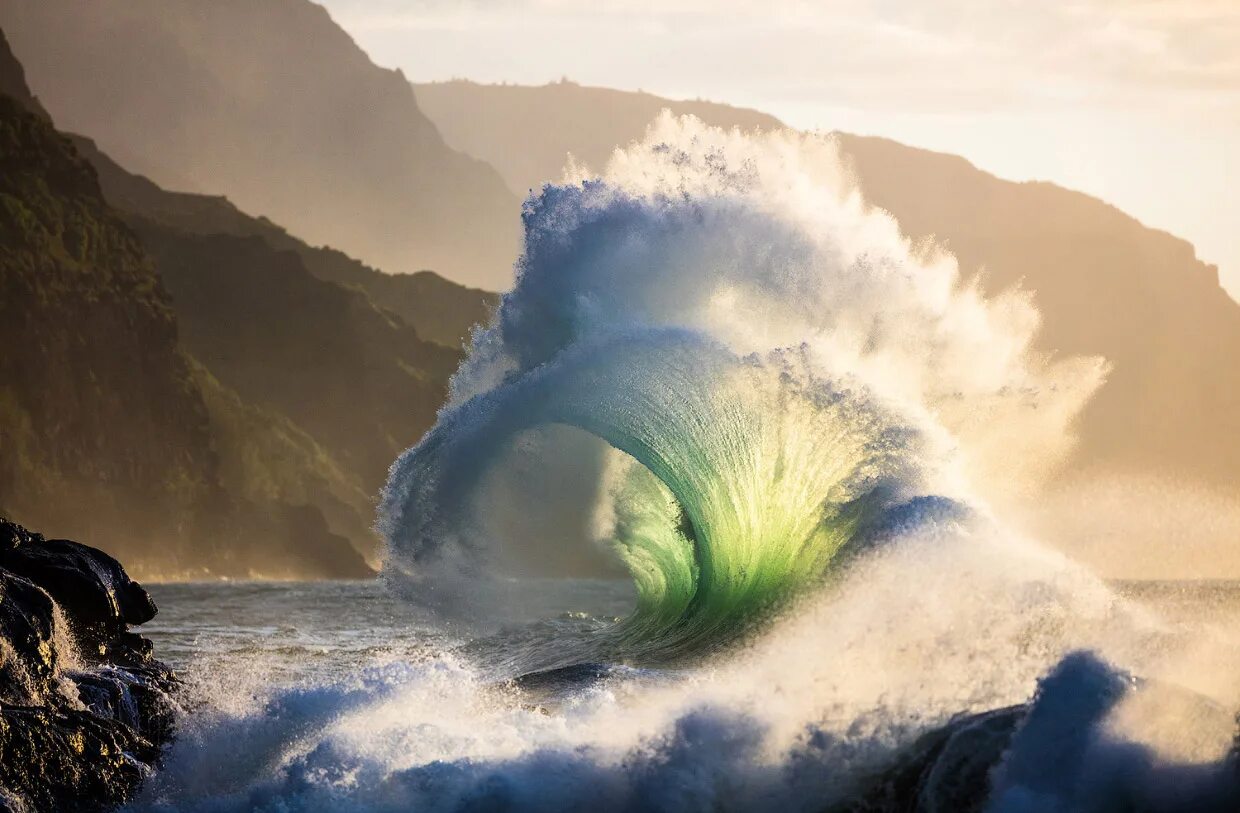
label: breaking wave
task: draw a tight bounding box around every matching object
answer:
[128,116,1240,812]
[378,113,1103,658]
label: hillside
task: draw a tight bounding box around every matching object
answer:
[55,133,471,565]
[0,32,376,578]
[414,79,783,197]
[410,80,1240,494]
[837,135,1240,489]
[0,89,218,564]
[0,0,521,289]
[135,226,460,497]
[71,135,497,349]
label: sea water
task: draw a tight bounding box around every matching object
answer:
[124,116,1240,811]
[144,579,637,685]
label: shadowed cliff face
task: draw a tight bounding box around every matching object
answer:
[404,80,1240,503]
[60,134,486,564]
[0,22,504,577]
[0,91,219,564]
[0,27,41,118]
[0,33,375,579]
[135,227,460,499]
[70,135,497,351]
[0,0,522,289]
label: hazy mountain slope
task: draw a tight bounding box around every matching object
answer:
[46,113,475,565]
[190,360,374,562]
[838,135,1240,489]
[0,91,220,560]
[71,134,496,349]
[0,0,521,289]
[74,126,456,568]
[414,79,783,197]
[306,262,497,351]
[0,27,40,118]
[135,225,460,497]
[413,81,1239,492]
[0,32,370,578]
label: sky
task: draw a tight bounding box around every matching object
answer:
[317,0,1239,300]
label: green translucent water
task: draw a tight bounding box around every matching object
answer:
[383,333,923,658]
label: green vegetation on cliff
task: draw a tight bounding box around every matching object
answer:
[0,37,375,578]
[136,226,460,498]
[2,0,521,288]
[0,22,511,575]
[71,135,496,350]
[67,138,478,559]
[0,92,217,561]
[190,362,375,568]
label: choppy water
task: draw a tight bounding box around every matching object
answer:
[145,579,637,684]
[131,576,1240,813]
[123,118,1240,811]
[143,579,1240,686]
[1114,580,1240,626]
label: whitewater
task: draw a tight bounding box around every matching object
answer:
[129,115,1240,811]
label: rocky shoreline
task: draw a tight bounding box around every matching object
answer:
[0,519,177,812]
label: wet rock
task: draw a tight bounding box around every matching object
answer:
[827,706,1026,813]
[511,662,615,694]
[0,535,157,650]
[0,570,59,699]
[838,656,1240,813]
[0,518,177,811]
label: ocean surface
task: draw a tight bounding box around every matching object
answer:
[144,579,1240,687]
[132,577,1240,812]
[145,579,638,685]
[123,120,1240,811]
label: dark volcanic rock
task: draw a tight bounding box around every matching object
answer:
[829,653,1240,812]
[828,706,1025,813]
[0,518,177,812]
[0,570,59,693]
[1,535,156,650]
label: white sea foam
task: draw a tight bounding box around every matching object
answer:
[130,116,1239,811]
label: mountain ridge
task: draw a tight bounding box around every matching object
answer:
[64,131,472,569]
[0,86,232,573]
[0,0,522,289]
[69,132,497,349]
[414,78,784,197]
[0,28,466,577]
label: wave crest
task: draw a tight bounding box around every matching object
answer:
[379,114,1105,652]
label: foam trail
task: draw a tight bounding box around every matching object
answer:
[129,528,1240,812]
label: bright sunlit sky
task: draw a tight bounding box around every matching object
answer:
[318,0,1239,300]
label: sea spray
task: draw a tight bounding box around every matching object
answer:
[379,113,1105,653]
[130,116,1240,812]
[131,524,1240,812]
